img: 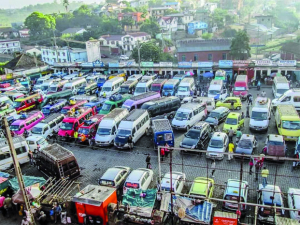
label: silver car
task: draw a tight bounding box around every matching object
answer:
[99,166,131,191]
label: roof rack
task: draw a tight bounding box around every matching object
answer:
[42,113,63,124]
[152,119,172,132]
[105,108,127,119]
[39,143,74,162]
[130,91,158,101]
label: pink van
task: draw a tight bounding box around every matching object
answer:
[10,111,44,135]
[233,75,248,100]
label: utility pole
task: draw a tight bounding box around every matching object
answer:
[2,117,36,225]
[256,26,259,60]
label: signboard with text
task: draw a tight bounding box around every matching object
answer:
[160,62,173,67]
[141,62,154,67]
[198,62,213,67]
[219,60,233,68]
[178,62,192,68]
[93,60,105,67]
[233,60,250,67]
[254,60,273,66]
[277,60,296,67]
[109,63,119,67]
[81,63,94,67]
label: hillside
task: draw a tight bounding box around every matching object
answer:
[0,1,86,26]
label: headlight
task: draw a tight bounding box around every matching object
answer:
[191,145,196,149]
[180,142,182,146]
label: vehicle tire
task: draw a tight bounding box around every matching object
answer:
[236,106,241,110]
[168,113,174,119]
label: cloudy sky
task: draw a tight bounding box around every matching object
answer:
[0,0,98,9]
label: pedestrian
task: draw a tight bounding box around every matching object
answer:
[255,160,260,181]
[236,128,242,143]
[146,154,151,169]
[230,101,234,110]
[239,93,243,100]
[52,129,57,142]
[227,74,230,84]
[103,92,106,98]
[228,127,234,143]
[37,211,47,225]
[3,194,12,217]
[21,216,29,225]
[190,89,194,96]
[128,135,133,150]
[28,150,34,166]
[261,167,269,188]
[249,158,254,175]
[23,128,29,138]
[213,117,218,131]
[261,90,266,97]
[52,202,62,224]
[0,194,5,217]
[211,160,216,177]
[292,151,300,170]
[246,94,250,103]
[246,104,250,118]
[74,130,78,143]
[228,142,234,161]
[249,95,253,105]
[160,147,165,161]
[241,112,245,120]
[95,88,99,98]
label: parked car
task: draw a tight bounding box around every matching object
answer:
[123,168,153,194]
[223,179,249,214]
[265,134,286,160]
[206,132,229,160]
[120,55,129,60]
[223,112,244,134]
[189,177,214,199]
[205,107,230,125]
[160,172,186,194]
[288,188,300,221]
[180,121,212,151]
[99,166,131,196]
[216,97,242,110]
[235,134,257,157]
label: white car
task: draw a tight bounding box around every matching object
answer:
[206,132,229,160]
[123,168,153,194]
[288,188,300,221]
[160,172,186,194]
[120,55,129,60]
[26,136,49,153]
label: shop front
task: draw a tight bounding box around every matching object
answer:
[198,62,213,76]
[233,60,254,81]
[219,60,233,81]
[177,62,193,76]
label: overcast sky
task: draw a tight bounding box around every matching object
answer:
[0,0,98,9]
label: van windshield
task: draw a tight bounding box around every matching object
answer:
[208,112,220,118]
[10,125,20,131]
[60,122,73,130]
[61,108,69,114]
[41,86,48,91]
[14,101,22,108]
[282,121,300,130]
[135,87,146,93]
[251,111,268,120]
[31,127,43,134]
[120,87,129,93]
[175,111,189,120]
[102,87,111,92]
[163,86,173,91]
[238,139,253,149]
[209,90,220,95]
[234,87,246,91]
[117,129,131,136]
[277,89,288,95]
[185,130,200,139]
[36,80,44,85]
[209,139,223,148]
[151,85,160,91]
[49,86,57,92]
[97,128,111,135]
[101,103,112,111]
[178,86,189,92]
[78,127,89,135]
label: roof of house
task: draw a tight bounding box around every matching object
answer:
[0,39,19,43]
[61,28,86,34]
[177,39,232,53]
[0,27,17,33]
[4,54,44,70]
[101,32,149,40]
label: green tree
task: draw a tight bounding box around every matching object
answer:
[212,8,227,29]
[25,12,56,39]
[202,33,213,40]
[131,41,162,63]
[122,7,136,13]
[63,0,69,12]
[120,17,135,29]
[164,8,179,15]
[140,18,160,38]
[136,6,148,18]
[222,28,237,37]
[230,30,251,60]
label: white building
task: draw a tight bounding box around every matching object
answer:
[204,2,218,13]
[41,47,87,65]
[130,0,149,7]
[99,32,151,53]
[157,17,178,32]
[86,39,101,62]
[0,39,21,54]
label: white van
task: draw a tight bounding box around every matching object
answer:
[114,109,150,149]
[40,79,60,93]
[0,136,29,170]
[272,88,300,110]
[62,78,87,94]
[181,97,215,112]
[128,74,143,81]
[100,77,124,97]
[208,80,228,100]
[123,168,154,194]
[26,136,49,153]
[249,97,271,132]
[62,72,79,80]
[0,95,14,107]
[176,78,195,100]
[134,79,154,96]
[272,76,289,98]
[31,113,64,139]
[34,75,51,90]
[172,102,207,130]
[95,108,129,146]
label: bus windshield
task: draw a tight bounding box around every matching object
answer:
[282,121,300,130]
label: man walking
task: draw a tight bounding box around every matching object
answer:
[146,154,151,169]
[261,90,266,97]
[246,104,250,118]
[236,128,242,143]
[128,135,133,150]
[249,95,253,105]
[261,166,269,188]
[228,127,234,143]
[228,142,234,161]
[211,160,216,177]
[249,157,254,175]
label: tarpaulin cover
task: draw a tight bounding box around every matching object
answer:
[9,176,46,192]
[122,189,157,218]
[0,172,10,195]
[0,172,10,178]
[12,183,41,204]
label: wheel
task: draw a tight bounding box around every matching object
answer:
[168,113,174,119]
[236,106,241,110]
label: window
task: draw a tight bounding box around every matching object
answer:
[49,122,56,128]
[79,118,84,124]
[181,55,186,61]
[208,54,212,60]
[16,146,27,155]
[194,54,198,61]
[294,96,300,102]
[0,152,10,160]
[222,53,227,60]
[68,161,77,169]
[44,126,49,133]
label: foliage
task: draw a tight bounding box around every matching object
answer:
[157,38,173,47]
[272,7,299,32]
[164,9,180,15]
[140,18,161,38]
[222,28,237,37]
[131,41,162,63]
[136,6,148,18]
[230,30,251,60]
[25,12,56,40]
[211,9,227,29]
[122,7,136,13]
[121,17,135,29]
[202,33,213,40]
[63,0,69,12]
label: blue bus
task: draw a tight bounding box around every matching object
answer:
[41,99,68,116]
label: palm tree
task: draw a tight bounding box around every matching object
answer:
[63,0,69,12]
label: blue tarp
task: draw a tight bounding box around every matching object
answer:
[203,72,214,78]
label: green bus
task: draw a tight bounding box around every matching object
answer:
[99,94,131,115]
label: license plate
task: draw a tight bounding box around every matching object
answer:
[267,217,274,222]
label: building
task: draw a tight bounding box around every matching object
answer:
[86,40,101,62]
[22,45,42,56]
[220,0,243,10]
[149,3,181,19]
[187,21,208,35]
[41,47,87,65]
[0,27,19,39]
[177,39,233,62]
[194,9,211,24]
[4,53,47,75]
[61,28,87,36]
[164,13,194,26]
[245,23,279,45]
[255,15,274,29]
[0,39,21,54]
[203,2,218,13]
[157,17,178,32]
[118,12,145,23]
[99,32,151,54]
[19,29,30,38]
[130,0,149,7]
[162,1,181,11]
[281,42,300,60]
